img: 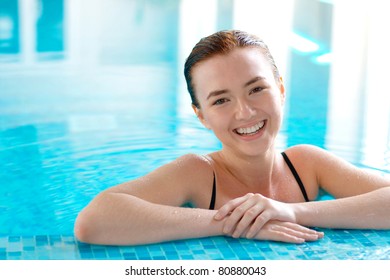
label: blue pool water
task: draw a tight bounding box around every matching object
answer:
[1,0,390,260]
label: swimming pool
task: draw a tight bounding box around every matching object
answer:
[1,0,390,260]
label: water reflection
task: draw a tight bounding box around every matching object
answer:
[0,0,19,54]
[0,0,389,235]
[326,1,390,169]
[36,0,64,54]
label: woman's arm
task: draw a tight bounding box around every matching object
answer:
[74,154,219,245]
[75,192,223,245]
[75,192,321,245]
[293,186,390,229]
[74,153,322,245]
[215,145,390,237]
[293,145,390,229]
[214,187,390,240]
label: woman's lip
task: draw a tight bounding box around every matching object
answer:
[232,120,267,141]
[234,120,266,135]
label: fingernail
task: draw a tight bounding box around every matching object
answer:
[214,213,221,220]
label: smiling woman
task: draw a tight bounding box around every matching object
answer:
[74,30,390,246]
[190,47,285,159]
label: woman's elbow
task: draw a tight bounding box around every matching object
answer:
[74,209,97,244]
[74,195,106,244]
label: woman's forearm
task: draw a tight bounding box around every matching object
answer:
[74,192,224,245]
[293,187,390,229]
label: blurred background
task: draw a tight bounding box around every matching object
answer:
[0,0,389,234]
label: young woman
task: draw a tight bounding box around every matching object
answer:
[74,30,390,245]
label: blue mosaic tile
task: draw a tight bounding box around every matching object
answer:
[123,252,136,260]
[180,255,194,260]
[8,251,22,257]
[8,236,20,242]
[165,251,179,258]
[92,248,107,259]
[204,244,216,249]
[106,247,121,258]
[152,256,166,260]
[80,251,94,259]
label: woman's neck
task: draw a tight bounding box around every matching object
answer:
[213,147,280,191]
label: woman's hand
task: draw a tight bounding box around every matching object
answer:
[214,193,322,241]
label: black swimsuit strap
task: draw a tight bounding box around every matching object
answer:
[281,152,310,202]
[208,172,216,210]
[208,153,309,210]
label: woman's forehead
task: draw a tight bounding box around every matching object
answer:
[192,48,274,90]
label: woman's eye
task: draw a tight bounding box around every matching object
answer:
[213,98,228,105]
[250,87,263,94]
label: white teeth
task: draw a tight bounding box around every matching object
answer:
[236,121,265,135]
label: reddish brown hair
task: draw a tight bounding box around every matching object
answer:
[184,30,280,108]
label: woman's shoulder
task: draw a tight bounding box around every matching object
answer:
[285,144,325,154]
[285,144,358,168]
[175,153,215,170]
[284,144,346,173]
[108,153,216,207]
[284,144,330,162]
[168,153,215,185]
[172,153,216,207]
[284,145,390,198]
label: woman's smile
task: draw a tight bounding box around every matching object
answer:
[233,120,267,140]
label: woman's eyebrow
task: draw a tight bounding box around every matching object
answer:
[206,89,228,100]
[244,76,266,88]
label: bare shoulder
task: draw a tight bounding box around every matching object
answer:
[285,144,329,158]
[285,144,349,168]
[105,153,214,207]
[286,144,390,197]
[172,153,216,206]
[283,145,326,199]
[286,144,370,172]
[163,153,215,183]
[171,153,214,171]
[284,144,333,173]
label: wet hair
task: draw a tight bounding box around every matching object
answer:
[184,30,280,108]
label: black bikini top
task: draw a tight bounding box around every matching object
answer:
[208,152,309,210]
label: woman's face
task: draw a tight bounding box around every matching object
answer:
[191,47,285,158]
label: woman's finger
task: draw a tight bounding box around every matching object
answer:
[214,193,254,220]
[256,226,305,243]
[223,196,260,235]
[254,221,324,243]
[231,203,266,238]
[280,222,324,240]
[245,210,272,239]
[270,223,322,241]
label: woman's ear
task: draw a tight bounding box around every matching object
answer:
[192,104,210,129]
[278,77,286,105]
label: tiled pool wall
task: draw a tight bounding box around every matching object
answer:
[1,229,390,260]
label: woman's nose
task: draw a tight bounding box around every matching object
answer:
[235,99,256,120]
